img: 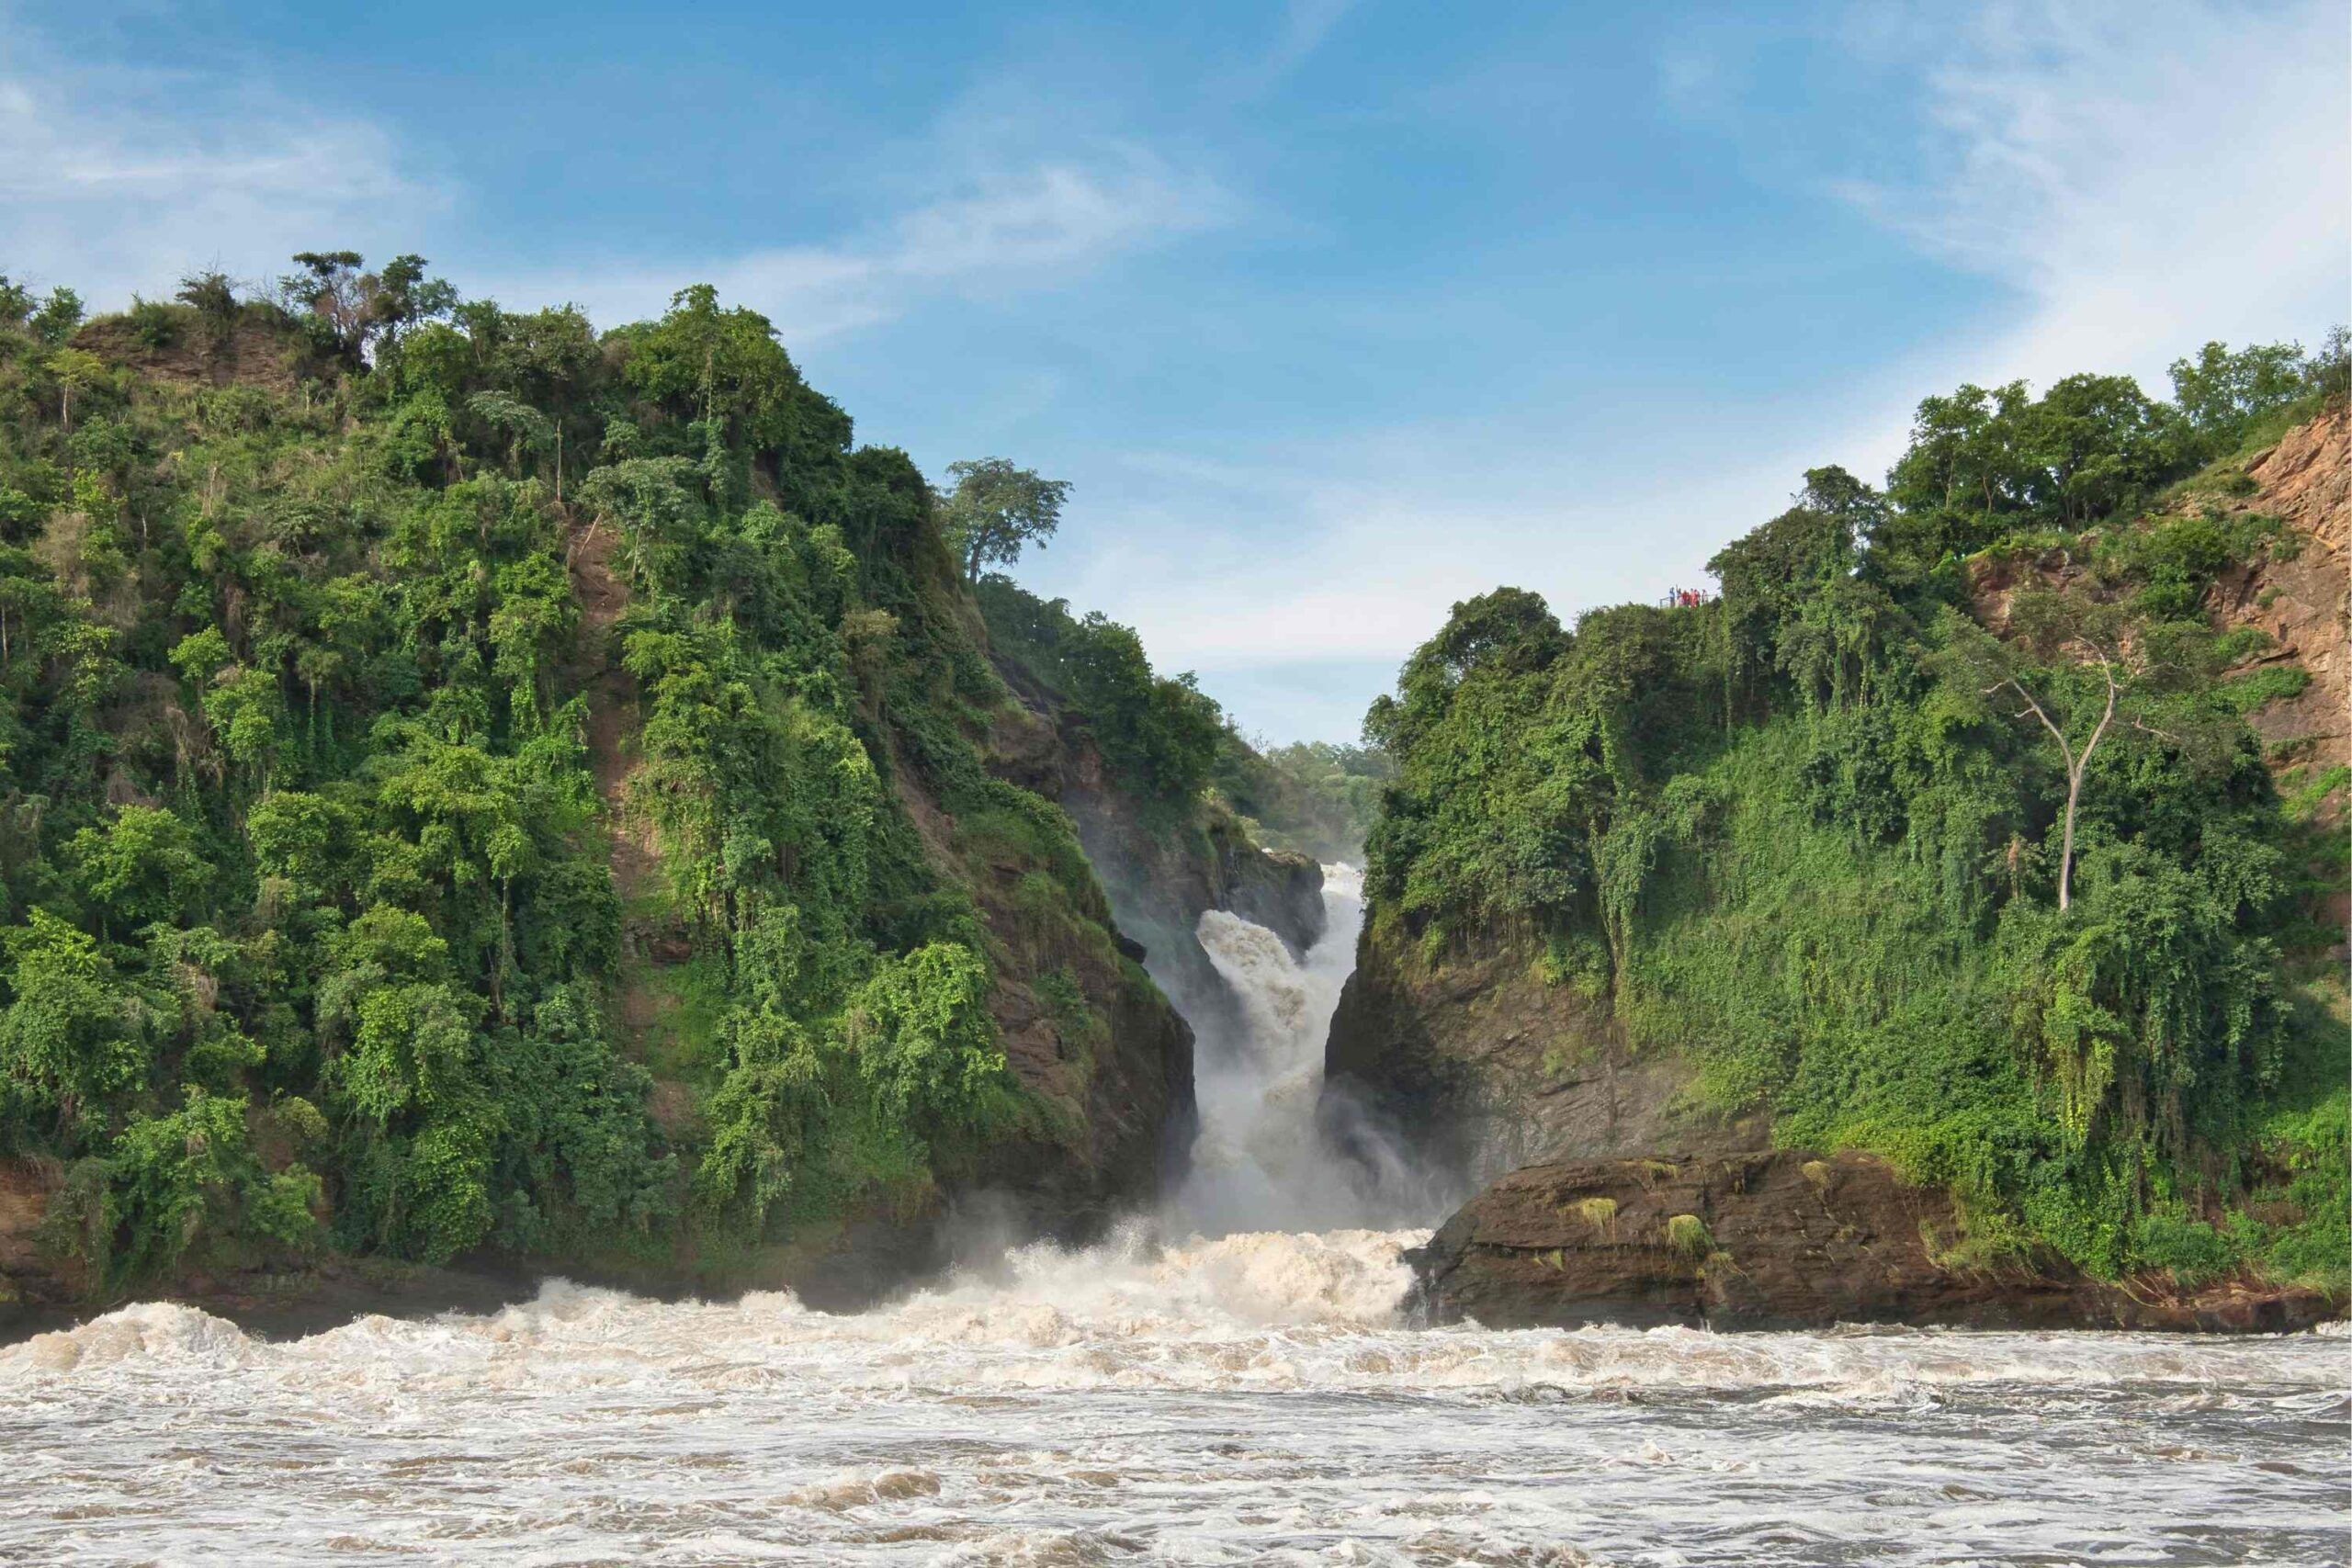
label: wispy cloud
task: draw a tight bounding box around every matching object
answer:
[500,145,1233,342]
[0,25,425,302]
[1229,0,1360,96]
[1826,0,2347,450]
[3,11,1233,343]
[1047,0,2351,739]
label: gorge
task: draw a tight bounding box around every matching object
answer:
[0,265,2345,1563]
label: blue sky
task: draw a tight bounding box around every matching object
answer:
[5,1,2345,741]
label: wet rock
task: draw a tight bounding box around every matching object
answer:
[1414,1151,2345,1332]
[1322,925,1765,1190]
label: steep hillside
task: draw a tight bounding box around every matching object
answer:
[1331,345,2349,1299]
[0,265,1299,1314]
[975,576,1327,1050]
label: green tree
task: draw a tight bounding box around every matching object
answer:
[47,348,105,436]
[282,251,368,351]
[941,458,1069,583]
[28,287,85,346]
[175,270,243,352]
[67,806,208,934]
[368,254,458,348]
[2168,340,2312,446]
[0,910,142,1131]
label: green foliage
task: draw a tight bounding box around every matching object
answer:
[2169,339,2331,451]
[1215,739,1392,860]
[940,457,1069,584]
[1363,340,2346,1282]
[2216,664,2310,715]
[1664,1213,1713,1258]
[976,576,1224,810]
[1,910,147,1134]
[0,263,1138,1291]
[105,1086,322,1281]
[2239,1083,2349,1287]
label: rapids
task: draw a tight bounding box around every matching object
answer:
[3,866,2344,1563]
[4,1245,2346,1563]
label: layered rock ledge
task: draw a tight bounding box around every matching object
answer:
[1413,1152,2341,1334]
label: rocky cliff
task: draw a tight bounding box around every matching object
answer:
[1331,396,2348,1316]
[1323,926,1761,1191]
[0,278,1324,1325]
[1415,1152,2338,1332]
[2205,403,2349,844]
[1334,412,2347,1200]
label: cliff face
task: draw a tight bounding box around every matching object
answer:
[978,604,1328,1100]
[2207,404,2349,828]
[1323,925,1761,1190]
[1334,401,2347,1316]
[1067,775,1322,1013]
[1416,1152,2339,1333]
[0,282,1325,1325]
[1332,410,2350,1196]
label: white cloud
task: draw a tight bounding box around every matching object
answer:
[479,142,1231,343]
[1824,0,2349,469]
[0,31,426,304]
[1231,0,1360,95]
[1040,0,2351,740]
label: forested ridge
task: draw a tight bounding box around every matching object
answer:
[1361,338,2348,1287]
[0,260,1297,1300]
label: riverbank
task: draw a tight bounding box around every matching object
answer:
[1414,1152,2346,1333]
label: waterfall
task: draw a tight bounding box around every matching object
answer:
[1172,863,1428,1235]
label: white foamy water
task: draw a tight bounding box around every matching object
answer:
[6,865,2346,1562]
[1178,863,1372,1235]
[4,1237,2346,1564]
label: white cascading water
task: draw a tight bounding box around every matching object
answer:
[2,861,2342,1562]
[1176,862,1417,1235]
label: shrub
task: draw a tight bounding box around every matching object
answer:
[1664,1213,1714,1258]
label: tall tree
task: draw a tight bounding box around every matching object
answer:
[940,458,1069,584]
[1936,585,2221,912]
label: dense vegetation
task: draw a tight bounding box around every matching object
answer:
[0,261,1200,1292]
[1215,740,1392,862]
[1363,339,2348,1286]
[975,574,1389,860]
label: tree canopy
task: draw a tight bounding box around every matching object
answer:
[1363,340,2346,1286]
[942,458,1069,584]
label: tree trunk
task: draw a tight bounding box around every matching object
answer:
[2057,769,2082,911]
[2002,652,2117,915]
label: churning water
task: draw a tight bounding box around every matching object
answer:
[4,866,2346,1564]
[1177,863,1430,1235]
[4,1250,2346,1564]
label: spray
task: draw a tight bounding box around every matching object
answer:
[1172,864,1441,1235]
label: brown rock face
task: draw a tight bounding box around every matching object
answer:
[2207,404,2349,820]
[0,1161,80,1309]
[1322,923,1765,1190]
[74,312,330,395]
[1415,1153,2341,1333]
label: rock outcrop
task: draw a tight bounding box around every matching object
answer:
[1322,925,1763,1190]
[2207,404,2349,824]
[1415,1152,2341,1333]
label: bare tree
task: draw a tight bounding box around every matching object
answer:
[1987,642,2117,911]
[1939,585,2179,913]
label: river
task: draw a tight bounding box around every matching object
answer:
[3,868,2344,1564]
